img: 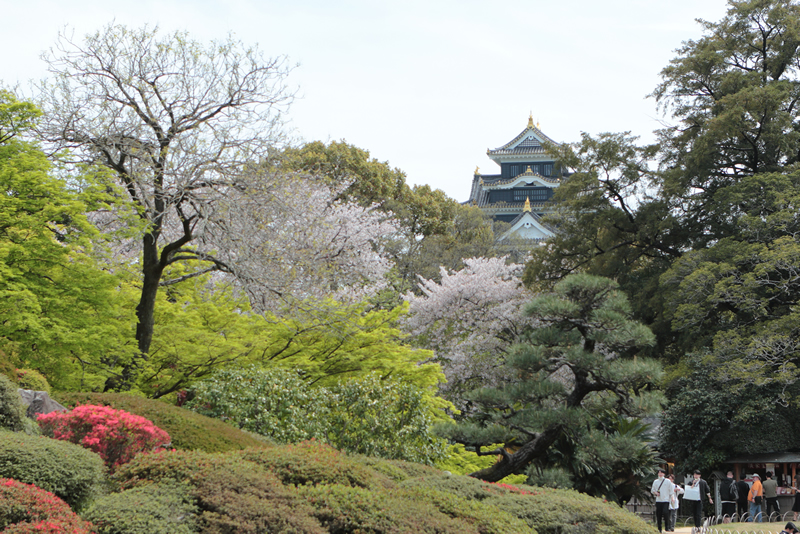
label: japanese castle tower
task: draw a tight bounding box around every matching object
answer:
[467,115,563,241]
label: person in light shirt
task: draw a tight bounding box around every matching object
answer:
[668,473,683,533]
[650,468,674,533]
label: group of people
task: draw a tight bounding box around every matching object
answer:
[650,469,711,533]
[652,468,800,532]
[719,470,800,523]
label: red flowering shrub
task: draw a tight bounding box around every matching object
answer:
[0,478,93,533]
[37,404,170,469]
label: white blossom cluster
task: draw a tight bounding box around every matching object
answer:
[403,257,539,396]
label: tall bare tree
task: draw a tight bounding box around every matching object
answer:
[35,24,294,388]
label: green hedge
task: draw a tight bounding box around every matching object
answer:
[0,430,106,511]
[57,392,268,453]
[0,374,28,432]
[399,475,655,534]
[83,482,197,534]
[236,440,392,489]
[297,483,487,534]
[113,450,325,533]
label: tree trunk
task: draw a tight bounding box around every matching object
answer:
[468,425,564,482]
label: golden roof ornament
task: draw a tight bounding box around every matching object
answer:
[526,165,533,173]
[523,196,531,212]
[474,166,480,175]
[528,113,534,128]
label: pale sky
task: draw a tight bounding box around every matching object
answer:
[1,0,730,201]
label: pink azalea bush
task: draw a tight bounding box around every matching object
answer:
[0,478,93,533]
[37,405,170,469]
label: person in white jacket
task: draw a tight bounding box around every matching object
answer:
[668,474,683,532]
[651,468,675,533]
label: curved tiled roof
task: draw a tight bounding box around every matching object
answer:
[488,123,560,156]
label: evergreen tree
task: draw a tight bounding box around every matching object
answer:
[438,274,660,483]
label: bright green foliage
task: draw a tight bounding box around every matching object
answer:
[187,367,448,464]
[15,369,50,393]
[0,374,28,432]
[138,273,275,398]
[439,274,661,485]
[436,444,527,485]
[0,430,106,511]
[0,90,40,143]
[56,392,268,453]
[259,300,443,392]
[0,92,135,390]
[84,482,197,534]
[133,277,442,399]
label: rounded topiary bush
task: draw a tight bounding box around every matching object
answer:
[0,373,28,432]
[0,477,94,533]
[0,430,106,511]
[57,391,268,452]
[84,482,197,534]
[15,369,51,393]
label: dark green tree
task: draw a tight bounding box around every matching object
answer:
[437,274,661,483]
[653,0,800,246]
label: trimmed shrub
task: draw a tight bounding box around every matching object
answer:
[357,455,442,482]
[483,488,654,534]
[297,483,486,534]
[0,373,28,432]
[395,485,533,534]
[114,450,325,533]
[0,430,105,510]
[84,482,197,534]
[237,440,392,489]
[0,478,93,533]
[38,404,170,469]
[15,368,51,393]
[399,475,653,534]
[57,391,268,452]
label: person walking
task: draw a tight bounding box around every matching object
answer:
[684,470,713,534]
[748,473,764,522]
[651,468,674,533]
[668,473,683,532]
[764,471,780,520]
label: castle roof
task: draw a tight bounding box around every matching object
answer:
[487,116,560,159]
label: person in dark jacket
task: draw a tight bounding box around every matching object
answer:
[720,471,739,523]
[737,476,751,521]
[685,470,713,533]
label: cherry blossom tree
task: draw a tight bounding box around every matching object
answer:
[403,257,538,399]
[34,24,294,387]
[202,171,399,313]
